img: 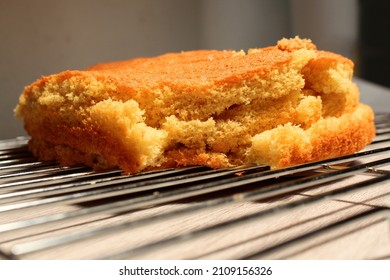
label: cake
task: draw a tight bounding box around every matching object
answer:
[15,37,376,173]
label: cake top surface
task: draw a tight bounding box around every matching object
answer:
[85,48,291,88]
[79,36,350,89]
[25,37,353,95]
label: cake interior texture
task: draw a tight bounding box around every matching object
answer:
[15,37,375,173]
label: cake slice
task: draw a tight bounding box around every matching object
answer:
[15,37,375,173]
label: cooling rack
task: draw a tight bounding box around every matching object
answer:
[0,114,389,260]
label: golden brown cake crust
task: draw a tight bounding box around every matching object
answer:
[15,37,375,173]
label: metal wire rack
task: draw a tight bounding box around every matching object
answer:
[1,114,390,260]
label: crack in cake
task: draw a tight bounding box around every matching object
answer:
[15,37,375,173]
